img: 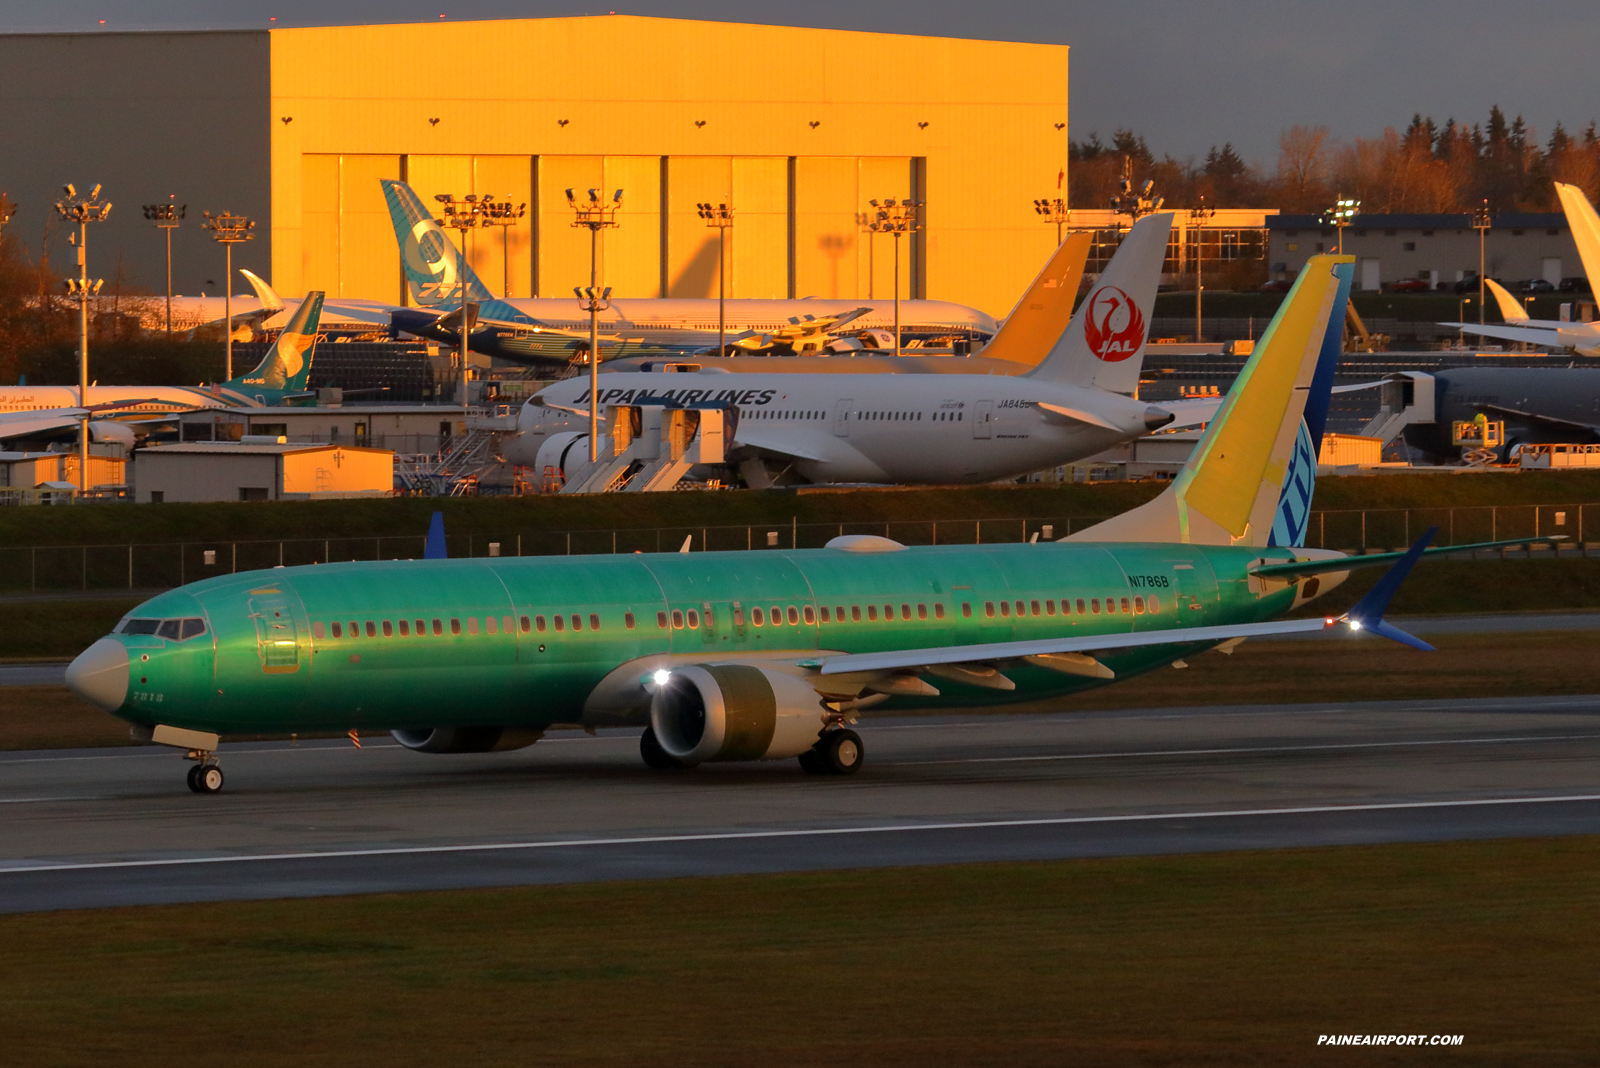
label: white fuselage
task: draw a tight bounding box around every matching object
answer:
[514,370,1169,485]
[488,297,996,338]
[0,385,239,417]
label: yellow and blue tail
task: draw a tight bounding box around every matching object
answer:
[382,179,495,307]
[222,291,324,398]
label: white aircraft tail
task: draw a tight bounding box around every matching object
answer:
[1068,255,1354,548]
[1024,213,1173,394]
[240,269,285,313]
[1557,182,1600,297]
[1484,278,1528,323]
[980,232,1091,366]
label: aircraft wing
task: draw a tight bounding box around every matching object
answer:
[728,428,834,463]
[1442,321,1593,349]
[1472,402,1600,437]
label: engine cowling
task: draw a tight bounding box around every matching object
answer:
[650,664,826,765]
[390,726,544,753]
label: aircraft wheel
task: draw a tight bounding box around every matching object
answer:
[817,729,864,775]
[194,765,225,794]
[186,764,204,793]
[640,726,687,770]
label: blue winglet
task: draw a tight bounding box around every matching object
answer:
[424,511,447,560]
[1345,526,1437,651]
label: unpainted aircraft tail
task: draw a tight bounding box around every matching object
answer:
[381,179,496,307]
[1557,182,1600,297]
[979,232,1091,366]
[1484,278,1529,324]
[1023,213,1173,394]
[1068,255,1355,548]
[226,291,325,395]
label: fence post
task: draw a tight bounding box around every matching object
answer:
[1492,506,1496,541]
[792,516,797,549]
[280,542,285,566]
[567,532,572,556]
[932,521,937,545]
[976,520,982,545]
[232,543,237,573]
[82,545,87,590]
[1404,510,1409,547]
[128,545,133,589]
[702,527,707,552]
[324,539,329,564]
[1360,511,1366,551]
[747,527,752,551]
[517,534,522,557]
[1319,511,1325,549]
[612,531,617,554]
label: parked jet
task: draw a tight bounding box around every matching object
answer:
[68,254,1554,793]
[515,214,1177,489]
[1443,183,1600,355]
[1364,366,1600,462]
[0,293,328,425]
[324,180,998,370]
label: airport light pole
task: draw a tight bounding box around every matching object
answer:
[55,183,112,494]
[697,201,734,357]
[1033,197,1070,246]
[1188,198,1215,341]
[202,210,254,381]
[1458,297,1471,349]
[568,188,622,462]
[143,198,185,335]
[866,198,922,357]
[1473,200,1492,325]
[433,193,485,407]
[480,198,527,298]
[1109,156,1164,229]
[1321,197,1359,255]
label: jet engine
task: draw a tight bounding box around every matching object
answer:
[650,664,826,765]
[390,726,544,753]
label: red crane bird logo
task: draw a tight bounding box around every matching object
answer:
[1082,285,1146,363]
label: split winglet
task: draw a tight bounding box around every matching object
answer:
[1342,527,1437,651]
[424,512,448,560]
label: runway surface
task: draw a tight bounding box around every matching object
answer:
[2,693,1600,913]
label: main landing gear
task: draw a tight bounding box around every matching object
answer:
[799,729,864,776]
[185,752,224,794]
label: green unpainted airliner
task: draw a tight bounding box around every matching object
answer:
[65,257,1547,793]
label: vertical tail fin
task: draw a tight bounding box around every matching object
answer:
[381,179,495,306]
[979,232,1091,366]
[228,292,325,394]
[1556,183,1600,295]
[1484,278,1529,324]
[424,512,448,560]
[1024,213,1173,394]
[1069,255,1355,547]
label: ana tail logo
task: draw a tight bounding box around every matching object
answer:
[1082,285,1147,363]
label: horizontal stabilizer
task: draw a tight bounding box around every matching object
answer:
[1249,535,1570,580]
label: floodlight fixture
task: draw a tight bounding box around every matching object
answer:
[55,181,114,492]
[865,198,923,356]
[570,186,624,460]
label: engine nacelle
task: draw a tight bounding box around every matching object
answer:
[390,726,544,754]
[650,664,826,765]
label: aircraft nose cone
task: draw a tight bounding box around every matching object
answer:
[66,638,129,713]
[1144,405,1176,431]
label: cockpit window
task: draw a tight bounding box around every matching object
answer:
[157,620,183,640]
[181,618,207,640]
[118,618,161,635]
[119,617,207,641]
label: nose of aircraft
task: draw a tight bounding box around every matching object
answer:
[66,638,129,713]
[1144,405,1176,431]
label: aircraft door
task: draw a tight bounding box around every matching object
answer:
[1166,559,1219,627]
[248,593,306,674]
[973,400,994,439]
[833,399,853,438]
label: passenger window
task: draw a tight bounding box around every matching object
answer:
[836,605,846,620]
[521,616,532,633]
[571,615,582,631]
[382,620,394,637]
[503,616,514,634]
[1148,595,1161,613]
[350,620,360,638]
[999,602,1010,618]
[486,617,497,634]
[590,613,600,631]
[313,622,326,639]
[467,617,479,635]
[399,620,409,636]
[554,615,565,632]
[1030,600,1040,617]
[537,616,547,632]
[787,606,799,625]
[157,619,182,640]
[625,612,636,630]
[960,602,970,618]
[935,603,946,619]
[1045,600,1056,617]
[917,604,927,620]
[331,622,343,638]
[851,605,862,622]
[433,619,443,635]
[450,618,461,635]
[671,610,684,629]
[867,605,878,621]
[803,605,816,624]
[751,607,764,626]
[364,621,376,638]
[1121,598,1131,614]
[984,602,994,618]
[901,603,911,619]
[656,611,668,629]
[820,607,831,623]
[882,604,894,620]
[687,609,700,629]
[733,606,745,626]
[415,619,425,636]
[1091,599,1100,614]
[1076,599,1086,615]
[771,605,782,624]
[1134,596,1145,614]
[1015,601,1025,617]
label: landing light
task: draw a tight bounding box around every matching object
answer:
[652,669,671,686]
[1348,619,1363,631]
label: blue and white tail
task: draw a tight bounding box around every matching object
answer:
[381,179,495,307]
[224,292,325,395]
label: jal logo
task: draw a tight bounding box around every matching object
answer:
[1082,285,1146,363]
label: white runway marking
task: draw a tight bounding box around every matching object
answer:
[0,797,105,805]
[895,733,1600,766]
[6,792,1600,876]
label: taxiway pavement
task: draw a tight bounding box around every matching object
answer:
[2,693,1599,913]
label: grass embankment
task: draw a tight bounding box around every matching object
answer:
[3,837,1599,1065]
[6,471,1600,552]
[9,627,1600,752]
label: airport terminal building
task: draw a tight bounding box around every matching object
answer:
[0,17,1071,318]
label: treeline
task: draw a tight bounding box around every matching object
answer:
[1071,106,1600,214]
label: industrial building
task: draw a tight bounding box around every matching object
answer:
[177,405,465,454]
[1268,213,1580,291]
[0,16,1071,319]
[133,442,394,503]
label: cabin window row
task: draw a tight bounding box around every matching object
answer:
[311,612,629,640]
[983,596,1158,618]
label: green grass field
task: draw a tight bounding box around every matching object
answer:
[3,836,1597,1065]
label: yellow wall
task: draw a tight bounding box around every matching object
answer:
[270,16,1069,316]
[281,448,394,494]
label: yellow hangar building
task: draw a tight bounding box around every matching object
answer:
[0,16,1069,318]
